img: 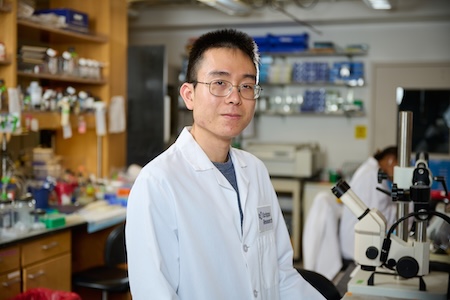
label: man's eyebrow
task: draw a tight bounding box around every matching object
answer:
[243,74,257,81]
[207,71,256,81]
[207,71,230,77]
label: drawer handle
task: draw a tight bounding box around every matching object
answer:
[41,241,59,250]
[27,270,45,279]
[2,277,21,287]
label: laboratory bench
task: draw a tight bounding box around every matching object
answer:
[0,211,130,300]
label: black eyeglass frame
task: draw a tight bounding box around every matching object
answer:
[190,79,262,100]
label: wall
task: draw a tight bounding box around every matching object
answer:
[127,0,450,173]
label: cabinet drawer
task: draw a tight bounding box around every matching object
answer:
[21,231,71,266]
[0,246,20,273]
[0,269,21,300]
[23,252,71,292]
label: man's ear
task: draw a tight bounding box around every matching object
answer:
[180,82,194,111]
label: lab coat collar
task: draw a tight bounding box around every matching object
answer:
[176,126,250,201]
[176,127,216,171]
[176,127,249,172]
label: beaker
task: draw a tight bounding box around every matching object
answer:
[0,199,13,237]
[13,194,35,232]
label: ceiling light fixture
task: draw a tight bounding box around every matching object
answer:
[362,0,393,10]
[197,0,252,16]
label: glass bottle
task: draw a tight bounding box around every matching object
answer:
[13,193,35,232]
[0,199,13,237]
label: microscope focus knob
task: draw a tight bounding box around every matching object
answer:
[391,184,404,201]
[377,169,388,183]
[396,256,419,279]
[365,246,379,260]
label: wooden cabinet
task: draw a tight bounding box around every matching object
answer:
[0,246,21,300]
[21,231,72,292]
[0,230,72,299]
[21,230,71,266]
[0,0,127,177]
[23,253,71,291]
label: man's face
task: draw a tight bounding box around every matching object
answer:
[181,48,257,144]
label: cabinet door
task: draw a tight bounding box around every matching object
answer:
[0,269,21,300]
[0,246,20,273]
[21,231,70,266]
[22,253,71,292]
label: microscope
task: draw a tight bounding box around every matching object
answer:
[332,111,450,299]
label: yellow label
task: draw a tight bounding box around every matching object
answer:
[355,125,367,139]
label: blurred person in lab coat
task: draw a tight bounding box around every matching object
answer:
[339,146,398,263]
[125,29,325,300]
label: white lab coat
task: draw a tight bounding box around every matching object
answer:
[339,157,397,261]
[125,127,324,300]
[302,191,343,281]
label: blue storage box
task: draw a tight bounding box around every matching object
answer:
[34,8,89,33]
[267,33,309,46]
[253,33,309,53]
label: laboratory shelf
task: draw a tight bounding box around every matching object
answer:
[17,71,107,85]
[17,18,108,44]
[256,110,366,117]
[261,50,368,58]
[22,111,96,130]
[0,58,11,65]
[261,82,365,88]
[0,2,11,13]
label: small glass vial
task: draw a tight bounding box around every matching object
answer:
[46,48,58,75]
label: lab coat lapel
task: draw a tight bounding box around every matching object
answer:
[230,149,250,212]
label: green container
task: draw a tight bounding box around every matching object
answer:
[39,214,66,228]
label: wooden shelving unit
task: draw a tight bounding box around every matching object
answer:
[22,111,96,130]
[17,70,107,84]
[0,58,11,65]
[17,18,108,43]
[0,2,12,13]
[0,0,127,178]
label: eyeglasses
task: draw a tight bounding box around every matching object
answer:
[192,79,262,100]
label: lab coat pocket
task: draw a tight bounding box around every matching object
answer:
[257,231,279,289]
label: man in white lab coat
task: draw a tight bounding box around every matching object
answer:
[339,146,398,262]
[125,29,325,300]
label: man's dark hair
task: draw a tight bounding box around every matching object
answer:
[374,146,398,161]
[185,28,260,83]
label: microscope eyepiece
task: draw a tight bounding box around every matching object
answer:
[332,179,350,198]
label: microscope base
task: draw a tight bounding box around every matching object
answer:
[347,268,449,300]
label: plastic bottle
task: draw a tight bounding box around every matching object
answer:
[28,81,42,109]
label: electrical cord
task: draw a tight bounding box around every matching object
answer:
[380,210,450,267]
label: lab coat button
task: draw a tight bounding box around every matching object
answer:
[243,244,249,252]
[253,289,258,298]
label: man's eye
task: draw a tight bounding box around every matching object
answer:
[214,80,226,86]
[241,84,254,90]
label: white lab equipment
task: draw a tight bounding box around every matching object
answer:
[331,111,450,299]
